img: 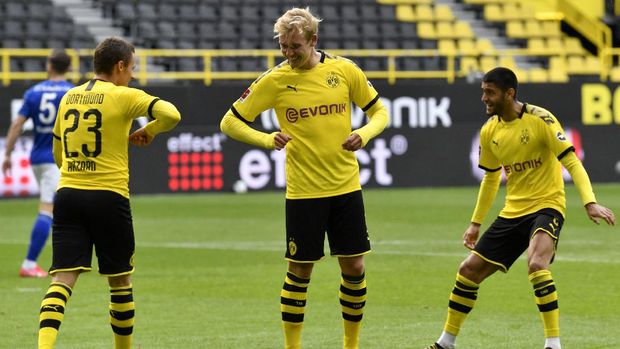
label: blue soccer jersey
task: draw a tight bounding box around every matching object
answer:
[18,80,74,164]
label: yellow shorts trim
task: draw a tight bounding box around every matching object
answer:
[471,250,508,273]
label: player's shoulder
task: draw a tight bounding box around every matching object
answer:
[523,103,559,126]
[321,51,360,70]
[481,115,499,130]
[251,60,290,85]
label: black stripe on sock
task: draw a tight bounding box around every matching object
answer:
[342,312,363,322]
[110,309,135,321]
[340,285,367,297]
[282,312,304,323]
[111,294,133,304]
[44,292,67,303]
[455,281,478,291]
[111,324,133,336]
[281,297,306,307]
[283,283,307,293]
[533,280,554,290]
[51,283,73,296]
[340,299,366,309]
[452,287,478,300]
[40,319,61,330]
[449,300,472,314]
[537,300,559,312]
[342,273,365,283]
[286,272,310,284]
[534,285,556,298]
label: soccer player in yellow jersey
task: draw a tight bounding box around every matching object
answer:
[220,7,388,349]
[425,67,615,349]
[37,37,180,349]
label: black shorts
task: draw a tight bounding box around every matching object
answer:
[51,188,135,276]
[473,208,564,272]
[285,190,370,262]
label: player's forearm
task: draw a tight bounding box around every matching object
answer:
[220,111,276,149]
[4,119,26,156]
[353,100,389,147]
[52,136,62,168]
[561,151,597,205]
[471,170,501,224]
[144,100,181,137]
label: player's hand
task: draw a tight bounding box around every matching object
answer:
[342,133,362,151]
[585,202,616,226]
[463,223,481,250]
[128,127,154,147]
[1,157,11,177]
[274,132,292,150]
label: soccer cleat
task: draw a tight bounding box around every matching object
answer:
[425,343,445,349]
[19,265,48,278]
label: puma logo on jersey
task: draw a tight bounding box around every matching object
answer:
[286,85,297,92]
[492,140,499,146]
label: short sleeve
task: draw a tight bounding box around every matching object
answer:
[478,124,501,171]
[18,89,34,119]
[346,61,379,111]
[123,87,159,119]
[541,114,574,159]
[231,70,277,123]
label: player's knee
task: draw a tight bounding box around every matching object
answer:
[527,258,548,273]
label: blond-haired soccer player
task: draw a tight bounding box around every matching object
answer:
[220,7,389,349]
[425,67,615,349]
[37,37,180,349]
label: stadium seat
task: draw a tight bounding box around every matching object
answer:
[380,22,400,39]
[196,4,218,22]
[459,56,480,76]
[528,68,549,83]
[457,39,478,56]
[415,4,434,21]
[438,39,457,56]
[178,4,200,22]
[136,3,158,21]
[454,21,474,39]
[434,5,454,21]
[395,5,415,22]
[484,4,502,21]
[417,22,436,39]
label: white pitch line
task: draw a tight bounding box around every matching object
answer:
[2,239,618,265]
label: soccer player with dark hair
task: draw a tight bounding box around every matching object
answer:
[37,37,181,349]
[220,7,389,349]
[2,49,73,278]
[425,67,615,349]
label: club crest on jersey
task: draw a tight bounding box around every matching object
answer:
[520,129,530,144]
[238,88,252,103]
[556,131,566,141]
[326,72,340,88]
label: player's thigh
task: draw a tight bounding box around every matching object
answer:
[326,190,370,257]
[473,216,531,272]
[51,188,94,272]
[527,209,564,263]
[89,191,135,275]
[285,197,330,262]
[32,163,60,204]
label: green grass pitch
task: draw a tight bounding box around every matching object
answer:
[0,185,618,348]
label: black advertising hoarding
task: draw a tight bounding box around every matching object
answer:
[1,81,619,197]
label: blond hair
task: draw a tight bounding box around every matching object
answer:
[273,7,322,41]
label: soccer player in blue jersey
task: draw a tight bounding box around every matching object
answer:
[2,50,73,278]
[425,67,615,349]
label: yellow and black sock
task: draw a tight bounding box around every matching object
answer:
[340,273,366,349]
[109,284,135,349]
[529,270,559,338]
[444,273,479,336]
[281,272,309,349]
[38,282,72,349]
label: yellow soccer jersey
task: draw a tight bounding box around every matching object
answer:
[231,52,382,199]
[478,103,574,218]
[53,79,160,198]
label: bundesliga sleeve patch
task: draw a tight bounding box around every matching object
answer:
[238,88,252,103]
[556,131,566,141]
